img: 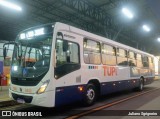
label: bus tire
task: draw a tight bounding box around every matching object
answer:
[136,78,144,91]
[83,83,97,106]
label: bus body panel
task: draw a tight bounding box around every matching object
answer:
[9,22,155,107]
[53,23,154,106]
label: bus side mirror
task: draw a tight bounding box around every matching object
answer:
[3,47,7,59]
[56,32,68,52]
[3,41,15,59]
[18,44,22,57]
[57,32,63,39]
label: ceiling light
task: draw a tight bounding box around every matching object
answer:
[122,7,134,19]
[0,0,22,11]
[157,38,160,42]
[142,25,150,32]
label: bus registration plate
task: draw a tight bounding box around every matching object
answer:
[17,98,25,103]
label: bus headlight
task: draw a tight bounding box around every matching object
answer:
[37,80,50,94]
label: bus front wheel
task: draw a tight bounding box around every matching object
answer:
[83,83,97,106]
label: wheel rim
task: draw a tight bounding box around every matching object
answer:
[87,88,95,101]
[140,80,143,90]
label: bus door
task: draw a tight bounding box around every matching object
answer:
[54,32,80,81]
[53,32,81,105]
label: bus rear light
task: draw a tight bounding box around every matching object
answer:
[56,88,64,92]
[78,86,84,92]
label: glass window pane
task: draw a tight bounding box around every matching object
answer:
[56,39,67,66]
[102,44,115,56]
[137,54,142,61]
[117,48,127,57]
[83,39,101,64]
[56,39,79,66]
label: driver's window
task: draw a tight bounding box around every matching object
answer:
[55,38,80,79]
[56,39,67,66]
[56,39,79,66]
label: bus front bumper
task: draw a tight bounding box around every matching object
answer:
[9,89,55,107]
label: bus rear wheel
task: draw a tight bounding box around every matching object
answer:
[83,83,97,106]
[136,78,144,91]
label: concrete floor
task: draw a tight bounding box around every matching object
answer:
[0,80,160,119]
[0,86,10,102]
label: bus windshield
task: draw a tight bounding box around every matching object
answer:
[11,36,52,79]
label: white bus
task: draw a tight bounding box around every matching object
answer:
[154,56,160,79]
[4,22,155,107]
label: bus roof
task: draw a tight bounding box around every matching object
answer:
[55,22,154,58]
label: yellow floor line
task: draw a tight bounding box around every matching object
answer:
[66,88,160,119]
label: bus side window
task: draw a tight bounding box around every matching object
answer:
[128,51,136,66]
[117,48,128,66]
[149,57,154,69]
[137,54,143,68]
[55,38,80,79]
[101,43,116,65]
[143,56,149,67]
[83,38,101,64]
